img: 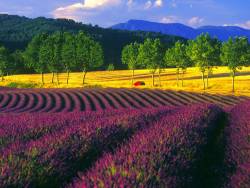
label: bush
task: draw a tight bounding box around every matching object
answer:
[6,82,38,88]
[107,64,115,71]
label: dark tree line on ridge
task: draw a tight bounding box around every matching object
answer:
[0,14,183,70]
[122,34,250,92]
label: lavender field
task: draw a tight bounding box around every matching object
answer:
[0,88,249,188]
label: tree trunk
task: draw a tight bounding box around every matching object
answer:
[132,69,135,86]
[176,69,179,87]
[67,71,70,85]
[52,72,55,84]
[202,71,205,90]
[182,70,184,87]
[232,71,235,93]
[206,69,209,89]
[83,71,87,85]
[41,72,44,85]
[57,72,60,85]
[152,73,155,87]
[158,69,161,87]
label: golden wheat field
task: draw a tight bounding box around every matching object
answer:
[1,66,250,96]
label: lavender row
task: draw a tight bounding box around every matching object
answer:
[224,101,250,187]
[0,109,138,149]
[0,107,174,187]
[71,104,224,188]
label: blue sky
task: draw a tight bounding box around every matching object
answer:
[0,0,249,28]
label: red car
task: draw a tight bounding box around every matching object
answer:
[134,81,146,87]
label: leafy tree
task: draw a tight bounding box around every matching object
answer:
[40,36,55,84]
[122,42,140,85]
[23,33,48,72]
[38,37,50,84]
[138,38,162,86]
[221,37,250,92]
[154,39,165,86]
[10,50,26,74]
[76,32,103,85]
[48,32,63,84]
[186,33,220,90]
[61,32,77,84]
[0,45,8,81]
[165,41,191,87]
[206,37,221,87]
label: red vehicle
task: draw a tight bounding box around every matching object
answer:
[134,81,146,87]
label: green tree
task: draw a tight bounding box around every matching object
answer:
[76,32,103,85]
[48,32,64,84]
[165,41,191,87]
[61,32,77,84]
[23,33,48,71]
[0,45,8,81]
[122,42,140,86]
[221,37,250,92]
[38,40,50,84]
[154,39,165,86]
[41,36,55,84]
[138,38,162,86]
[186,33,220,90]
[10,50,26,74]
[206,37,221,87]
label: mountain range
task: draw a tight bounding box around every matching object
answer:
[112,20,250,41]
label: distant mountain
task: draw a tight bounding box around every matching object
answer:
[0,14,184,70]
[112,20,250,41]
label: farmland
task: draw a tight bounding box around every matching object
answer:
[0,82,250,187]
[0,64,250,188]
[0,87,247,113]
[0,30,250,188]
[1,66,250,96]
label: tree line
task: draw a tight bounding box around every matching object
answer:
[0,31,103,85]
[122,33,250,92]
[0,32,250,91]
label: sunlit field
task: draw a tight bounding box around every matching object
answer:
[1,66,250,96]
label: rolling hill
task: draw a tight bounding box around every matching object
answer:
[0,14,184,70]
[112,19,250,41]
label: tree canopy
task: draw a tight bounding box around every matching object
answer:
[221,37,250,92]
[186,33,221,89]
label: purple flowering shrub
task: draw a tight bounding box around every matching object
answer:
[0,107,174,187]
[224,102,250,187]
[0,110,130,148]
[71,104,225,188]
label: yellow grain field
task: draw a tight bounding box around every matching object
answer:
[1,66,250,96]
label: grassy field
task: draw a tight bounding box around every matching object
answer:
[1,66,250,96]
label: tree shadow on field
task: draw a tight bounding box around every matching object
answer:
[180,71,250,81]
[191,112,229,188]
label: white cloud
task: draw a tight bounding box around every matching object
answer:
[144,0,163,9]
[154,0,163,7]
[161,16,179,23]
[144,1,153,9]
[187,16,204,26]
[224,21,250,30]
[127,0,133,7]
[53,0,121,20]
[82,0,121,9]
